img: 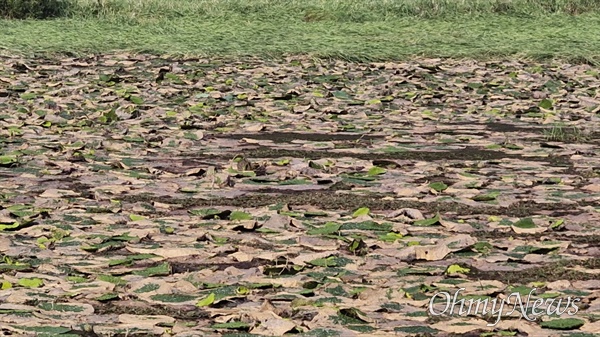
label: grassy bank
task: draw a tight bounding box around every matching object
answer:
[1,0,600,62]
[66,0,600,20]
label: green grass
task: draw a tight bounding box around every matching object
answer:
[67,0,600,20]
[544,123,591,142]
[1,0,600,62]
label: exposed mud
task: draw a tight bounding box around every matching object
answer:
[467,257,600,283]
[93,300,209,320]
[121,191,588,218]
[213,131,384,143]
[190,147,567,163]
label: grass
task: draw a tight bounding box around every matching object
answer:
[1,0,600,61]
[68,0,600,20]
[544,123,591,142]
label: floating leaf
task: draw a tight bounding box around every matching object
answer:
[151,294,197,303]
[304,211,328,217]
[332,91,351,100]
[308,256,350,267]
[128,95,144,104]
[341,221,392,231]
[348,239,368,256]
[367,166,386,176]
[550,218,564,229]
[513,217,536,228]
[413,213,441,226]
[129,214,145,221]
[96,293,119,301]
[196,293,215,307]
[211,321,250,329]
[133,262,171,277]
[37,302,87,312]
[472,191,500,201]
[307,222,341,235]
[189,208,230,219]
[97,274,127,286]
[134,283,160,293]
[0,155,18,166]
[503,143,524,150]
[540,318,585,330]
[379,232,403,243]
[67,276,88,283]
[472,242,493,254]
[539,98,554,109]
[236,286,250,295]
[13,326,72,334]
[279,178,312,185]
[20,92,37,100]
[352,207,370,218]
[428,181,448,192]
[0,222,29,231]
[1,280,12,289]
[229,211,253,221]
[17,278,43,288]
[81,240,125,252]
[99,74,111,82]
[446,264,470,275]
